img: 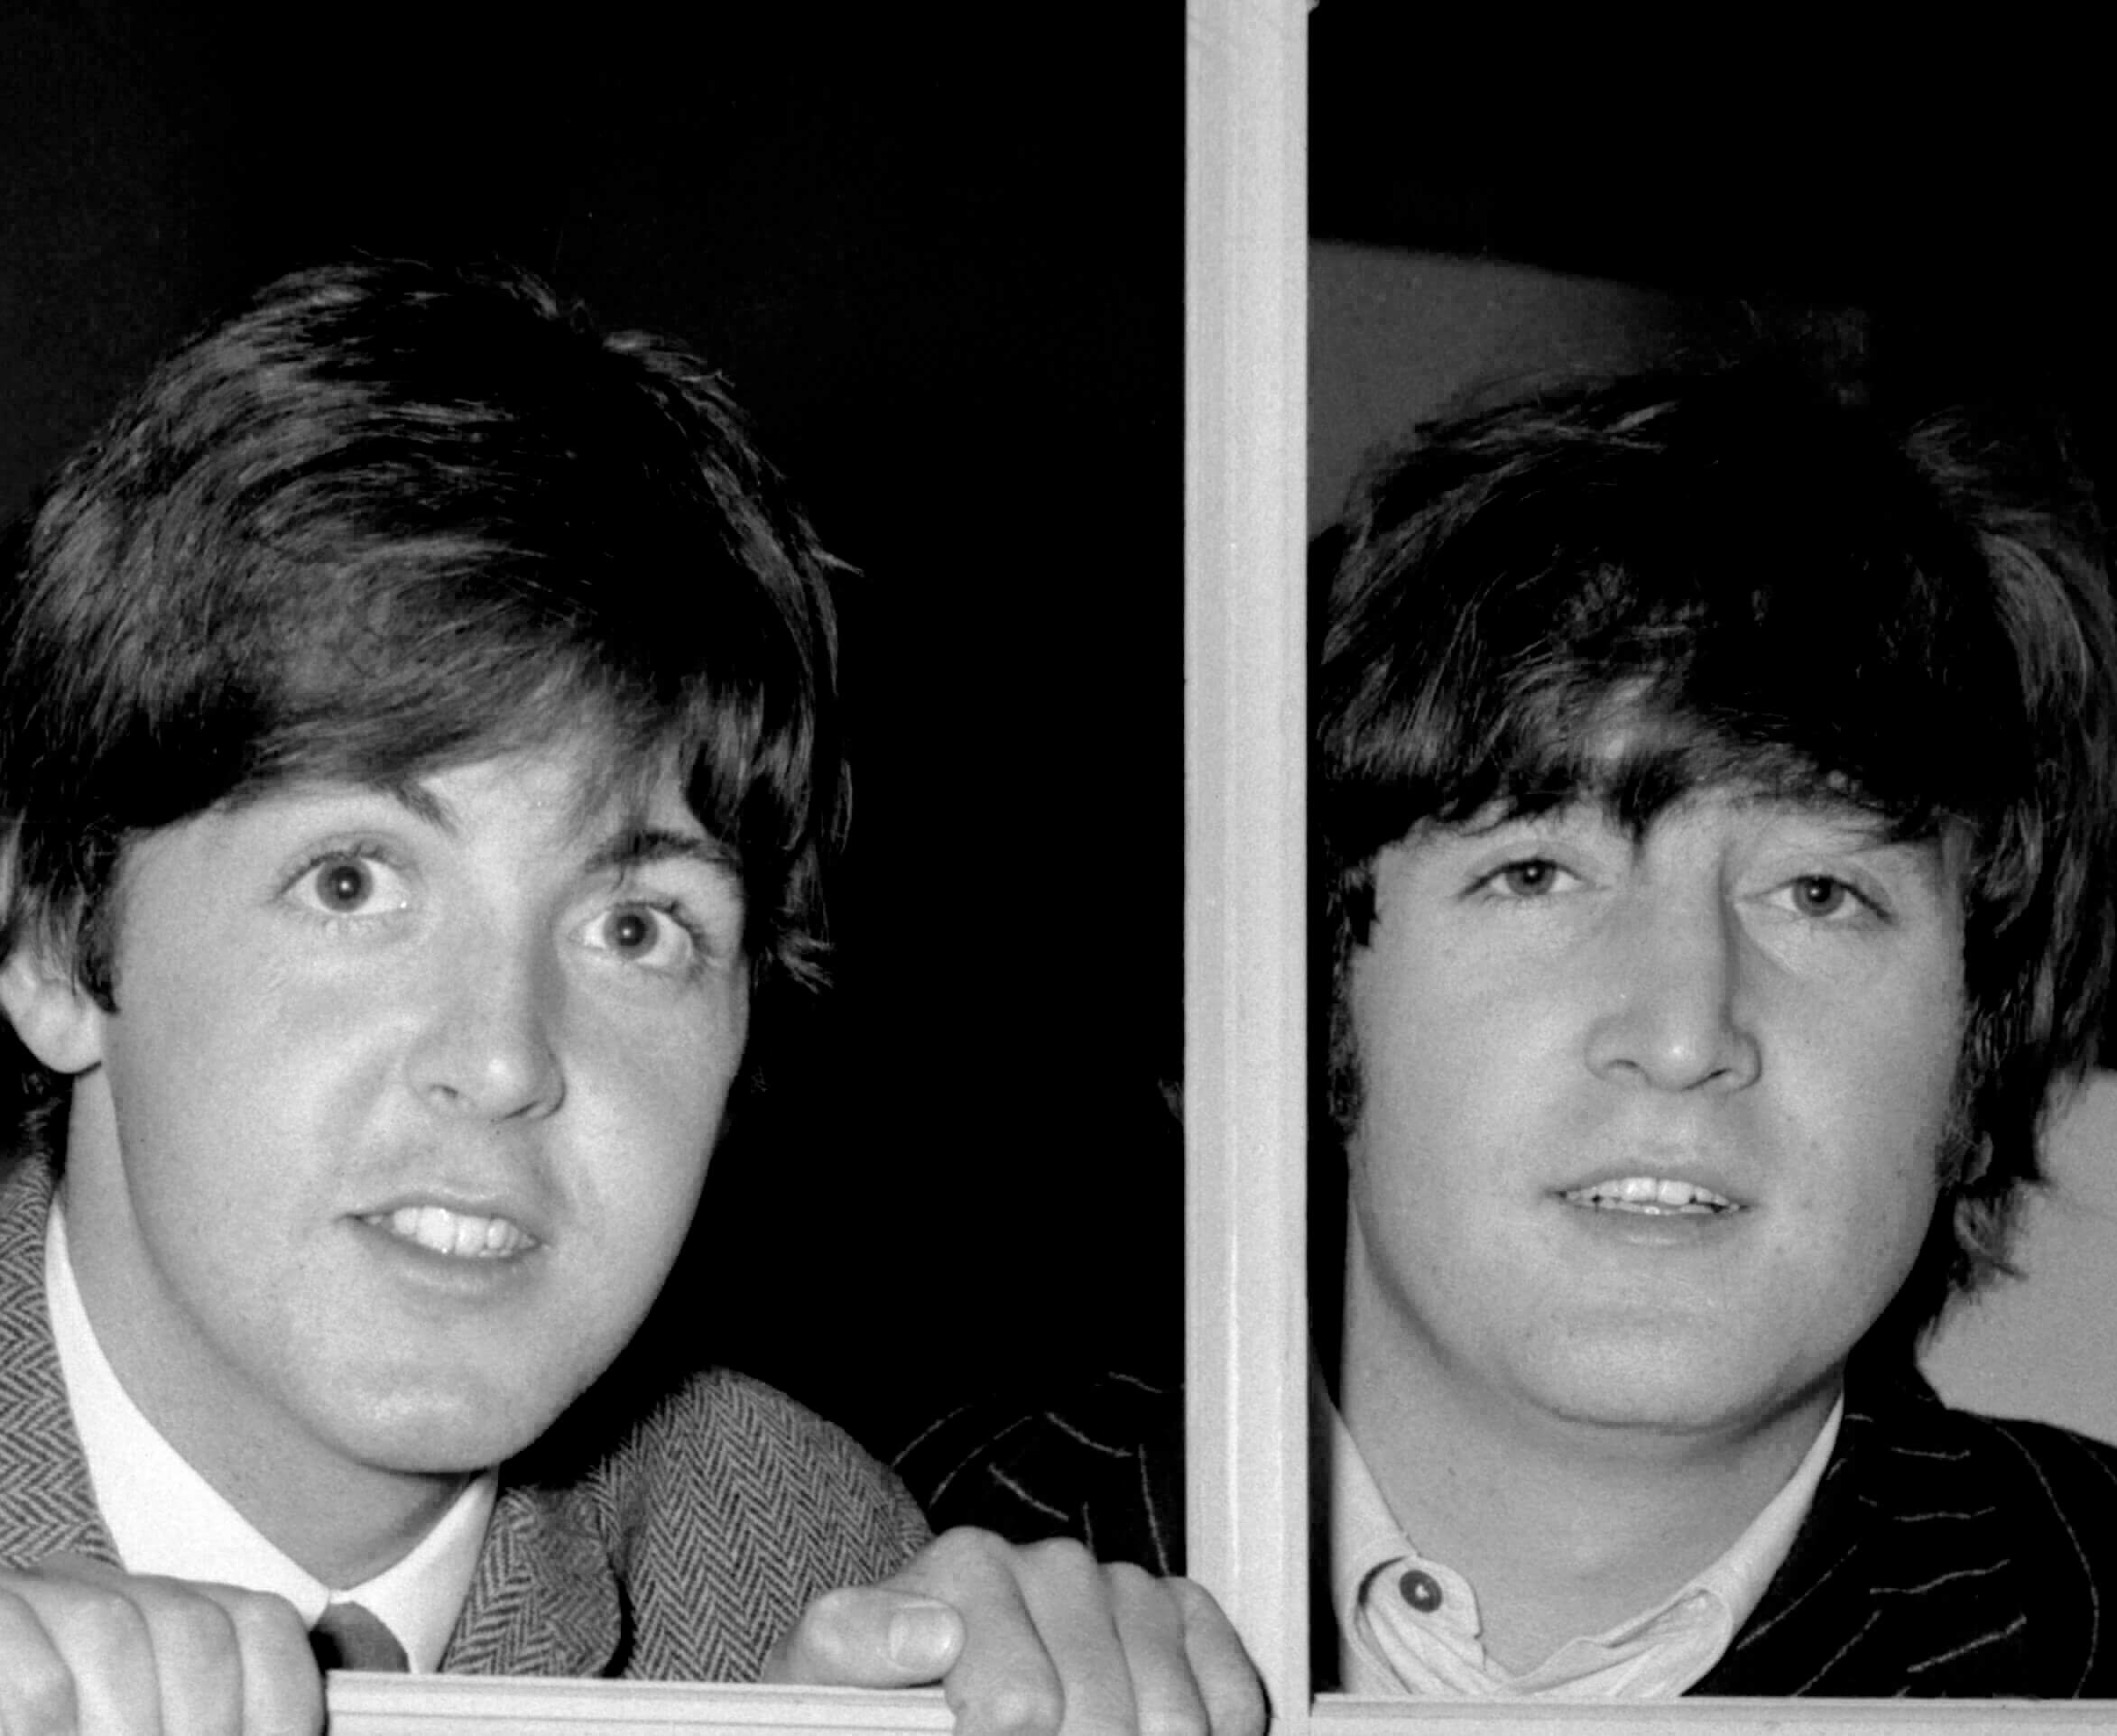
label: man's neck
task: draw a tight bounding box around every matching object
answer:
[127,1364,473,1588]
[1340,1291,1838,1676]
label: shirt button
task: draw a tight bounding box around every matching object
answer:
[1398,1568,1444,1613]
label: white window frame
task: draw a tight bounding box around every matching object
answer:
[319,4,2117,1728]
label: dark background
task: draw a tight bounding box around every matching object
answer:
[1309,14,2112,469]
[6,5,2110,1457]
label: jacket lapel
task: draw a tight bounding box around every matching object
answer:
[439,1479,625,1676]
[0,1153,123,1570]
[1696,1362,2037,1695]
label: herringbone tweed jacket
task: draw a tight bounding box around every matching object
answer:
[0,1154,930,1678]
[900,1361,2117,1695]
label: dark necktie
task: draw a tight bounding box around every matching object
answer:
[310,1600,410,1672]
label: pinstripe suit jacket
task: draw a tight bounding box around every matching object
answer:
[900,1363,2117,1696]
[0,1153,930,1679]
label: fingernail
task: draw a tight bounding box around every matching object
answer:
[887,1601,958,1670]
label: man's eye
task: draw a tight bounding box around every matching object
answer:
[1484,858,1571,898]
[1783,874,1866,920]
[318,861,370,910]
[587,902,698,969]
[293,852,406,918]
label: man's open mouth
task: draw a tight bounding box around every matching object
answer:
[365,1205,538,1258]
[1561,1177,1737,1215]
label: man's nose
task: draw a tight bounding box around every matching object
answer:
[1582,888,1761,1093]
[407,927,566,1122]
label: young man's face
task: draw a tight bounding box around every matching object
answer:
[50,736,750,1516]
[1342,785,1964,1449]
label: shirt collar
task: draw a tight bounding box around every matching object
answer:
[45,1196,495,1672]
[1327,1381,1842,1698]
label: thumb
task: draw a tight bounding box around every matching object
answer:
[763,1586,966,1686]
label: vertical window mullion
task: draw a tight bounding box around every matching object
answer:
[1184,2,1310,1726]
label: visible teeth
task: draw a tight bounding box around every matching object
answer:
[374,1205,534,1257]
[1567,1177,1734,1214]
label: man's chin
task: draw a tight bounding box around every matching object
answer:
[1524,1352,1845,1448]
[329,1372,583,1476]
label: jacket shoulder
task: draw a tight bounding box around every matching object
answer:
[893,1370,1185,1574]
[1708,1377,2117,1697]
[1885,1400,2117,1694]
[629,1369,929,1544]
[1897,1397,2117,1545]
[571,1368,931,1680]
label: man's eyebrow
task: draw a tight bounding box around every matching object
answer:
[1457,790,1940,850]
[1721,789,1935,843]
[388,780,456,831]
[236,778,458,829]
[584,826,738,877]
[299,784,738,876]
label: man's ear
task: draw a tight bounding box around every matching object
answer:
[0,946,107,1074]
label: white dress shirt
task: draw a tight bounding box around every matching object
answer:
[44,1198,495,1672]
[1329,1390,1842,1698]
